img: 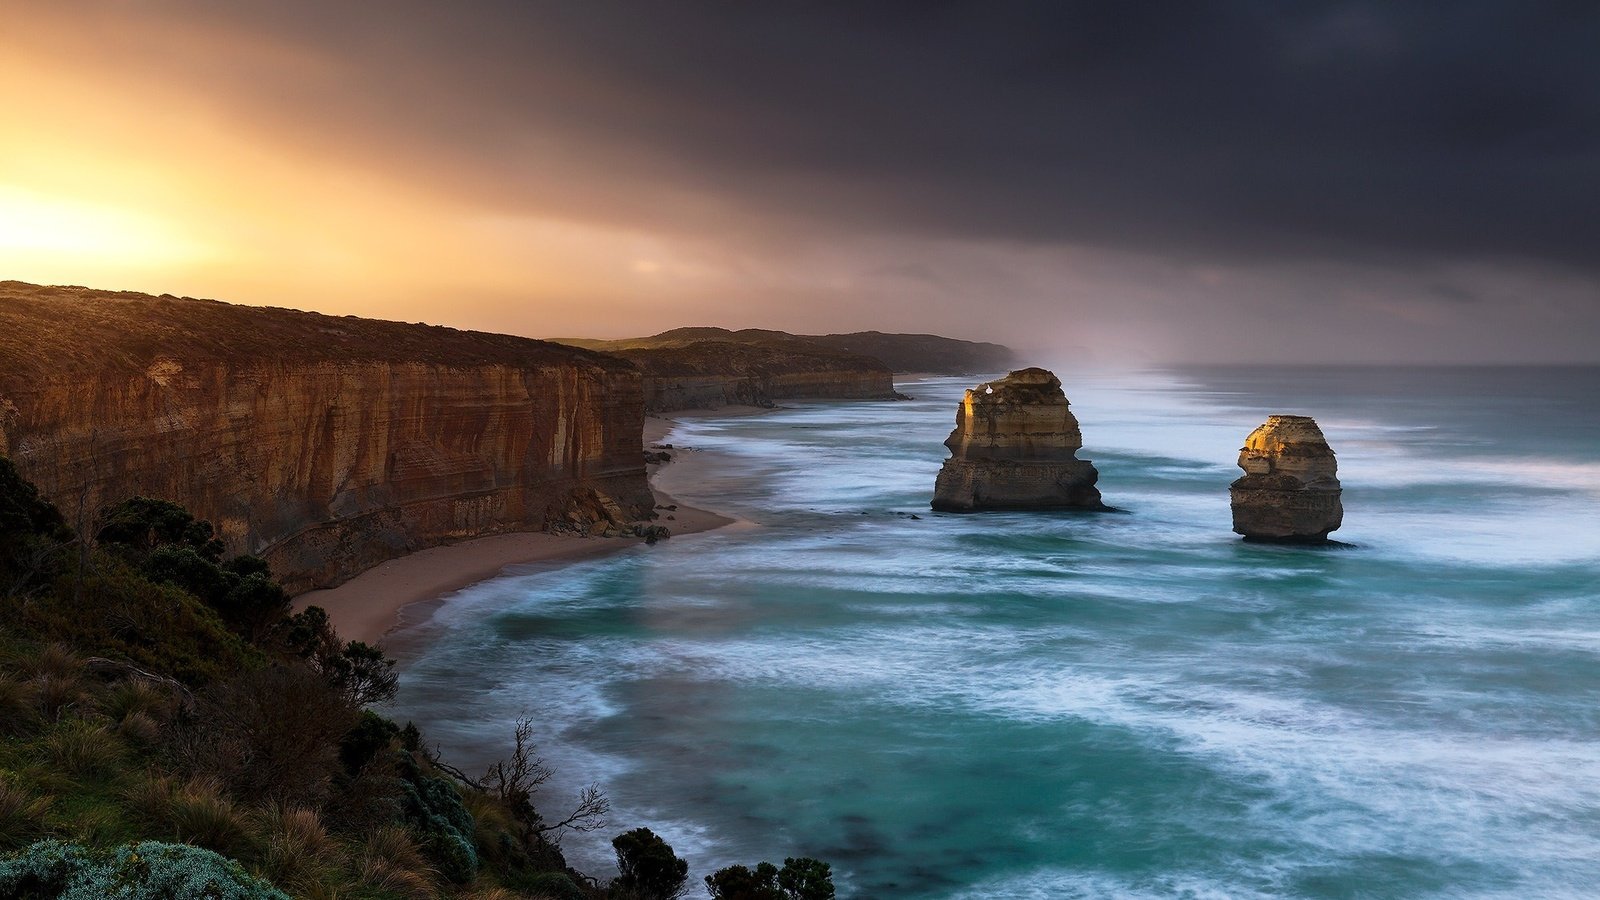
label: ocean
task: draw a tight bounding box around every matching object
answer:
[390,365,1600,898]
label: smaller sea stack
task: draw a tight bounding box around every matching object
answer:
[931,367,1104,512]
[1229,415,1343,541]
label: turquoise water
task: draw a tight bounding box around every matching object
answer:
[392,366,1600,898]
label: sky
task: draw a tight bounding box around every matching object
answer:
[1,1,1596,363]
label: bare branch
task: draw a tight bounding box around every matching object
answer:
[535,783,611,842]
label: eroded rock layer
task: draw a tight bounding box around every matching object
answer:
[0,281,653,592]
[931,367,1104,512]
[1229,414,1343,541]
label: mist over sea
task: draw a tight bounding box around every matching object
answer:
[391,365,1600,898]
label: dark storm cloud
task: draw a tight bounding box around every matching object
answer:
[72,0,1599,272]
[158,1,1595,268]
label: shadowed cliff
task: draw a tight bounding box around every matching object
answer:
[554,326,1014,411]
[0,281,653,592]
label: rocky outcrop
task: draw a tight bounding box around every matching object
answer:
[0,281,654,592]
[930,368,1104,512]
[1229,415,1343,542]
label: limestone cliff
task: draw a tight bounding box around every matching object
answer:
[1229,415,1343,541]
[930,368,1104,512]
[557,334,899,413]
[0,281,653,592]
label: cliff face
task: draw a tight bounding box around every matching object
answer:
[1229,414,1343,542]
[556,326,1016,382]
[0,282,653,592]
[803,331,1015,374]
[606,340,898,413]
[931,368,1104,512]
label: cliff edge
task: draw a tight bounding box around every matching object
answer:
[0,281,653,592]
[555,329,900,412]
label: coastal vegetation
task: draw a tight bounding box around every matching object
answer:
[0,457,833,898]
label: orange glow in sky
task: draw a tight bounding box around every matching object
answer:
[0,13,716,336]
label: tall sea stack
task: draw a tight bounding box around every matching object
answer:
[1229,415,1343,541]
[930,367,1104,512]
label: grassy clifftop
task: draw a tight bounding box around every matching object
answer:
[555,326,1014,374]
[0,281,629,380]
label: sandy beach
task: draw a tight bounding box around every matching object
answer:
[295,410,764,646]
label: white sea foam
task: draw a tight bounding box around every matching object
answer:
[392,368,1600,897]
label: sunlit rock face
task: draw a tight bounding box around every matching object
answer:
[1229,415,1343,541]
[0,282,653,592]
[930,367,1104,512]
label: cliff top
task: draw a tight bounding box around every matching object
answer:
[970,367,1066,405]
[0,281,631,380]
[607,340,890,377]
[552,327,1014,374]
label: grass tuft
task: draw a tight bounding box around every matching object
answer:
[18,643,85,680]
[357,825,437,899]
[42,719,122,781]
[120,773,177,828]
[167,776,253,858]
[0,673,39,737]
[0,776,53,852]
[115,710,163,746]
[254,803,338,893]
[31,672,95,720]
[101,679,175,725]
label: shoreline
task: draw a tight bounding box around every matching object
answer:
[293,409,767,647]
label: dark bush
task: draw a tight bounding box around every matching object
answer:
[340,710,400,777]
[16,561,254,684]
[610,827,688,900]
[276,607,397,706]
[776,857,834,900]
[174,665,357,807]
[0,458,69,595]
[705,857,834,900]
[96,497,222,561]
[705,862,782,900]
[142,545,232,603]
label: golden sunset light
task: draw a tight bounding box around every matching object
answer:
[1,6,1597,895]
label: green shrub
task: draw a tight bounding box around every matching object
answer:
[399,769,478,884]
[0,838,289,899]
